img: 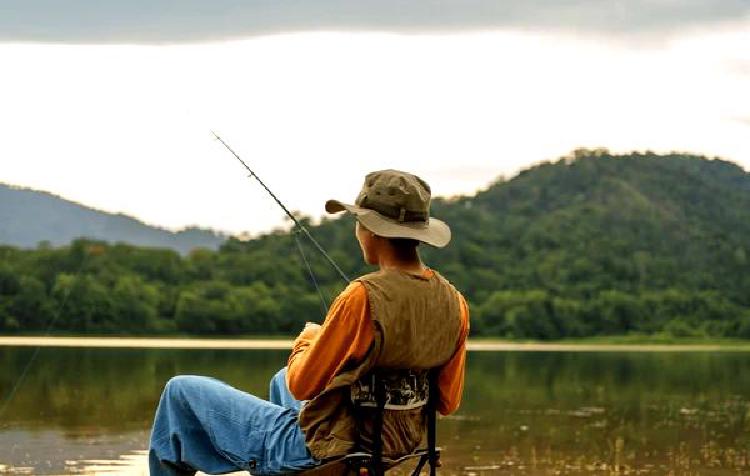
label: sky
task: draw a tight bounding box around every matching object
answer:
[0,1,748,235]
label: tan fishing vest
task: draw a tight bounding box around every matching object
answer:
[298,268,463,460]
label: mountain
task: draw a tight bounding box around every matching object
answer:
[1,150,749,338]
[427,149,750,300]
[0,183,226,254]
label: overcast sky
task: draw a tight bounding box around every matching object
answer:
[1,1,748,235]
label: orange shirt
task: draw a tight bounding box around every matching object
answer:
[287,269,470,415]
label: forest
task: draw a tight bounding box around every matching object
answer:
[1,149,749,339]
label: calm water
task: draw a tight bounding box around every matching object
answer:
[1,348,749,475]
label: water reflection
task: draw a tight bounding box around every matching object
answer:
[1,348,749,474]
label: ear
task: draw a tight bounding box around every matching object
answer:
[362,226,377,240]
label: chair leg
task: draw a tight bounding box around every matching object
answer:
[372,373,386,476]
[427,369,439,476]
[411,455,429,476]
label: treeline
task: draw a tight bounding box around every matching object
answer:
[0,240,331,335]
[1,150,749,338]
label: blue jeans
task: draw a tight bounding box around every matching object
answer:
[149,368,319,475]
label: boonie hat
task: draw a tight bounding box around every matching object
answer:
[325,169,451,248]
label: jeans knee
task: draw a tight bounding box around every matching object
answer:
[272,367,287,383]
[270,367,288,392]
[164,375,203,400]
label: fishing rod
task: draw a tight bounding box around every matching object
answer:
[211,131,350,285]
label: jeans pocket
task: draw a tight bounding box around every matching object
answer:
[207,408,267,471]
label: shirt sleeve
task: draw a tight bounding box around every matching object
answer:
[436,293,470,415]
[286,281,374,400]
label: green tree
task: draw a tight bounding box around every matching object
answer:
[9,276,54,331]
[111,275,159,333]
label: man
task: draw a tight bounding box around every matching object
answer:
[149,170,469,475]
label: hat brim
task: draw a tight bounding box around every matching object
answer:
[325,199,451,248]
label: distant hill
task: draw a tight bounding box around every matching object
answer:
[0,183,226,254]
[425,149,750,301]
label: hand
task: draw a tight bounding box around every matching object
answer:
[299,322,321,340]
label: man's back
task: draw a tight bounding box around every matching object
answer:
[292,268,469,459]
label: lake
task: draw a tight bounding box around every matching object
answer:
[1,345,749,475]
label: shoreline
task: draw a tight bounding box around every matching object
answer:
[1,336,749,352]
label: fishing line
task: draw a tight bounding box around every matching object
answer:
[0,246,91,425]
[292,230,329,317]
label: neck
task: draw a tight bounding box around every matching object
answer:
[376,251,425,274]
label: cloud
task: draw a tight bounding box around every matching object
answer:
[727,59,750,76]
[1,0,749,44]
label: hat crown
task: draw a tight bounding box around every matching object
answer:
[323,169,451,247]
[355,170,431,223]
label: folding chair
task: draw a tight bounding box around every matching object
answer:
[299,369,441,476]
